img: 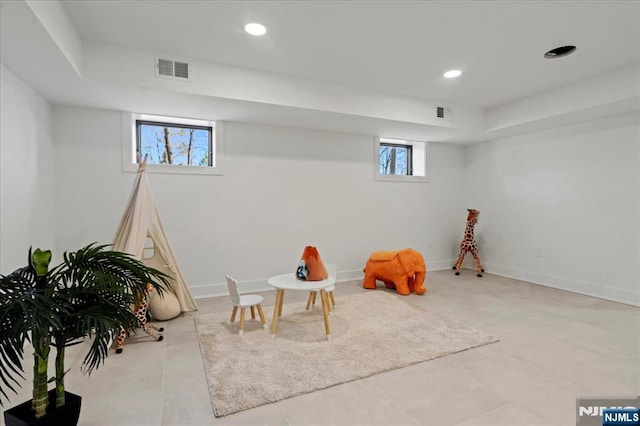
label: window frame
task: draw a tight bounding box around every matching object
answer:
[374,136,429,183]
[122,112,224,175]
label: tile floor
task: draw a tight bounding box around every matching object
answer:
[2,271,638,426]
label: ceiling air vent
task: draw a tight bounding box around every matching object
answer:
[155,57,191,81]
[173,61,189,79]
[436,106,452,120]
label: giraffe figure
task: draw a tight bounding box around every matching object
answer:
[453,209,485,277]
[115,284,164,354]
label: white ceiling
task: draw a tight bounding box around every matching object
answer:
[1,0,639,142]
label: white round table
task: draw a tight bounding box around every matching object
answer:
[267,273,336,340]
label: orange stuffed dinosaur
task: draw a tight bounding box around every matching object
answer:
[362,248,427,295]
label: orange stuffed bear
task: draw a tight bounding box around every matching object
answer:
[362,248,427,295]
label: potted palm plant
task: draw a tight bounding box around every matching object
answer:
[0,243,171,426]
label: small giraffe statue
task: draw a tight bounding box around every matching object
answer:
[453,209,485,277]
[115,284,164,354]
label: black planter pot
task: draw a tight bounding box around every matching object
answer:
[3,390,81,426]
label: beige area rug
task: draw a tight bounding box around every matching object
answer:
[194,291,498,417]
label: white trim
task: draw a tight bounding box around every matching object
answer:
[191,278,270,299]
[483,263,640,307]
[121,112,224,175]
[190,263,456,300]
[190,268,364,299]
[190,272,360,300]
[428,259,458,271]
[189,261,639,306]
[374,136,430,183]
[136,113,207,127]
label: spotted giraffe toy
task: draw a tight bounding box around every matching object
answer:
[115,284,164,354]
[453,209,485,277]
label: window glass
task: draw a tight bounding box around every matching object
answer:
[379,143,412,176]
[137,120,213,167]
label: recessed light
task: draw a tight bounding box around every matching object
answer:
[544,45,576,59]
[245,23,266,36]
[443,70,462,79]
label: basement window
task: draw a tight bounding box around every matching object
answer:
[122,113,224,175]
[374,137,428,182]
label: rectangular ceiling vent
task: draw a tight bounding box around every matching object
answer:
[155,57,191,81]
[436,106,452,120]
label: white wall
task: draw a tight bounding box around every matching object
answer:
[53,105,466,297]
[0,65,57,273]
[465,113,640,305]
[5,79,638,305]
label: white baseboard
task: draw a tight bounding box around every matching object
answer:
[190,279,267,300]
[428,259,457,271]
[190,268,367,300]
[191,262,455,300]
[191,261,640,306]
[483,263,640,307]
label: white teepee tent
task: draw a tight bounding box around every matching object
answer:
[113,161,197,318]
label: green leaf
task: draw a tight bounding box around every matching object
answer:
[0,242,174,407]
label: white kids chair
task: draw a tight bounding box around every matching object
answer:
[305,263,337,312]
[226,275,267,335]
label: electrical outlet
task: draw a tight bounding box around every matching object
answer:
[536,248,543,257]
